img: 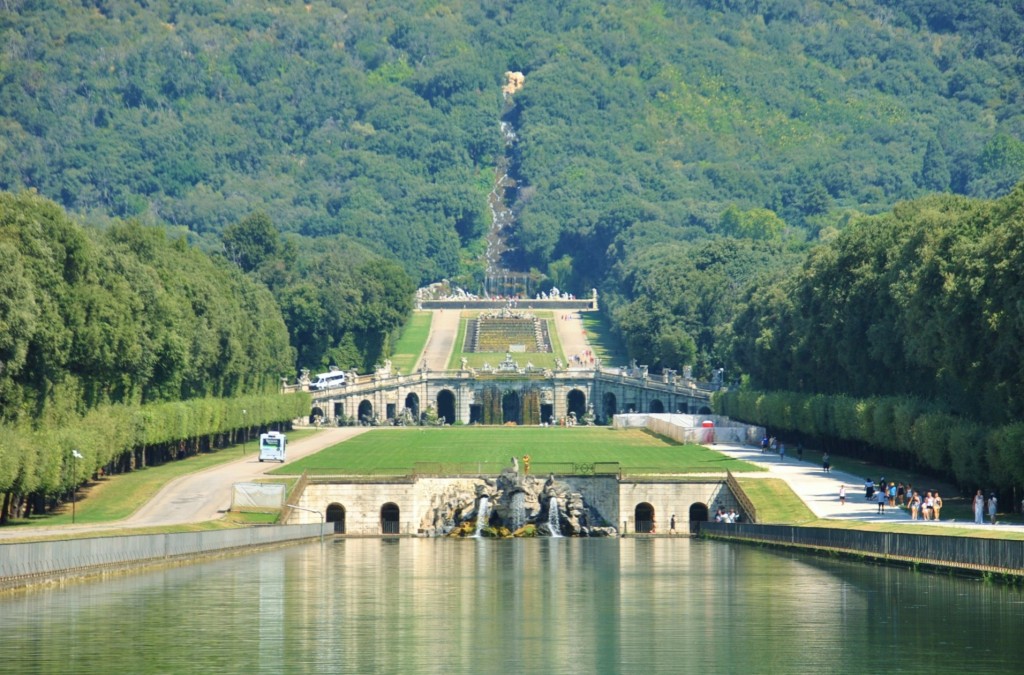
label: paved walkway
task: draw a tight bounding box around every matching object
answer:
[551,309,594,368]
[415,309,461,371]
[713,441,1024,533]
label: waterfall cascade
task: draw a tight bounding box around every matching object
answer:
[483,75,530,298]
[547,496,562,537]
[473,496,491,538]
[510,491,526,532]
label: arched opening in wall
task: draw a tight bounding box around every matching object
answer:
[649,399,665,413]
[309,406,325,424]
[405,392,420,419]
[540,403,553,425]
[634,502,655,533]
[698,406,712,415]
[469,404,483,424]
[437,389,456,424]
[381,502,400,534]
[502,390,521,424]
[603,392,617,420]
[566,389,586,420]
[675,402,689,413]
[688,502,709,534]
[358,400,374,425]
[326,503,346,533]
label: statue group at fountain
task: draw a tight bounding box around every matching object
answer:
[418,456,618,538]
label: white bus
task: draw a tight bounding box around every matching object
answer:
[258,431,286,463]
[309,368,347,390]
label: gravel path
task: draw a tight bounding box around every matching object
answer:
[415,309,461,371]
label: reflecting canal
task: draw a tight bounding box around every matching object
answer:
[3,538,1022,673]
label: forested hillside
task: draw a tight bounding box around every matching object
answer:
[2,0,1024,381]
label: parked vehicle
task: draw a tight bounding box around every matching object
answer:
[258,431,286,463]
[310,368,346,390]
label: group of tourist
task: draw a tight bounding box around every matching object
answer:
[714,506,740,523]
[760,435,804,463]
[571,349,596,367]
[855,478,945,519]
[972,489,999,524]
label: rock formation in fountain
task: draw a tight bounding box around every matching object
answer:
[417,467,617,538]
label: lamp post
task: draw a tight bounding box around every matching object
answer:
[70,449,83,524]
[287,504,325,544]
[242,409,247,455]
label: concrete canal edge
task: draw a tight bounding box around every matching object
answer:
[0,524,326,594]
[699,522,1024,583]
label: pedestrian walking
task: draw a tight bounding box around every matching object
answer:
[839,485,846,505]
[822,452,830,473]
[876,488,887,513]
[988,493,998,524]
[973,489,985,524]
[669,514,677,535]
[779,443,785,461]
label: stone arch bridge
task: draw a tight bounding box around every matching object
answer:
[293,365,715,426]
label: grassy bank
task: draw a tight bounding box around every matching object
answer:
[390,311,432,373]
[275,427,762,475]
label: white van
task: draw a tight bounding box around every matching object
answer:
[310,368,346,390]
[258,431,286,463]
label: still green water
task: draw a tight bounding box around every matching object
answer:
[2,537,1022,673]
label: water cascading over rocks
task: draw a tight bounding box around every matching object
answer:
[417,463,617,538]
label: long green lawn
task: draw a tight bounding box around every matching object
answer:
[580,310,627,367]
[274,427,762,476]
[389,310,432,373]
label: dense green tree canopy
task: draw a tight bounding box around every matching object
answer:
[731,184,1024,425]
[0,191,293,425]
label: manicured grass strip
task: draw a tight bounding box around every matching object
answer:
[736,477,817,524]
[580,311,627,366]
[804,519,1024,540]
[273,427,762,475]
[18,428,322,526]
[390,311,432,373]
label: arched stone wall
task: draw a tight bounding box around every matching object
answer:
[436,389,456,424]
[326,503,346,533]
[603,392,617,420]
[405,392,420,419]
[650,399,665,413]
[358,400,374,423]
[502,390,521,424]
[381,502,400,534]
[634,502,655,533]
[566,388,587,419]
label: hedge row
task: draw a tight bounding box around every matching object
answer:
[0,391,311,499]
[714,389,1023,490]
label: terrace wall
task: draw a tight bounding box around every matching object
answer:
[290,477,740,535]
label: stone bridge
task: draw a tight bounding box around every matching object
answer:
[293,365,715,426]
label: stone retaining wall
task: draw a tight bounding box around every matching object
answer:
[0,524,325,591]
